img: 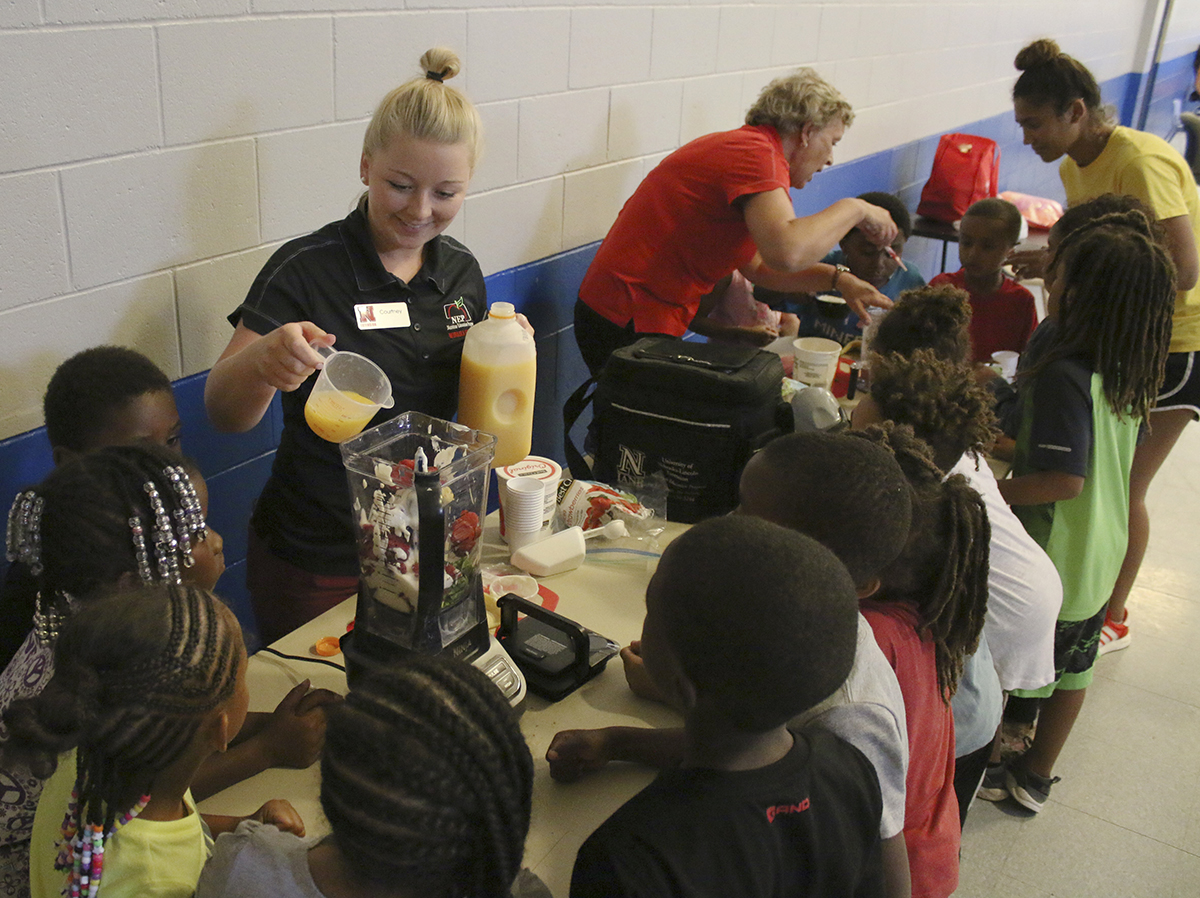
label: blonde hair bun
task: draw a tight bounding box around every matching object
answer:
[420,47,461,83]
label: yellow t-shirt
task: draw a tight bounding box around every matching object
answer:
[1060,125,1200,353]
[30,751,210,898]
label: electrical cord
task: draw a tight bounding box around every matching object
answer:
[256,645,346,671]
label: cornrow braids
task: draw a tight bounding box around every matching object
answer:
[1033,213,1176,421]
[869,349,998,472]
[849,423,991,701]
[320,654,532,898]
[2,584,240,898]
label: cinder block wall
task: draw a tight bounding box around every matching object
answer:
[2,0,1178,437]
[3,0,1198,636]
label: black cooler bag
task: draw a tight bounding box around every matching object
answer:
[564,337,792,522]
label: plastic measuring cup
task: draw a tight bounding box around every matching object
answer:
[304,344,394,443]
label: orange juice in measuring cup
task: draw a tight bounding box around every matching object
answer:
[304,345,394,443]
[457,302,536,467]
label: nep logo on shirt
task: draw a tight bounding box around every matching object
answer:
[444,297,474,332]
[765,797,810,823]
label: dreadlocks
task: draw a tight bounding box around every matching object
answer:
[1033,211,1175,421]
[850,423,991,700]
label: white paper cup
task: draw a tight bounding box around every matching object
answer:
[792,337,842,389]
[495,456,562,537]
[501,477,545,544]
[992,350,1019,381]
[507,527,546,553]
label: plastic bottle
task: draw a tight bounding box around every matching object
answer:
[458,301,537,467]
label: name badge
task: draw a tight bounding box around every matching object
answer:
[355,302,411,330]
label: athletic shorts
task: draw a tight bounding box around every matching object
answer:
[1155,351,1200,419]
[1010,604,1107,697]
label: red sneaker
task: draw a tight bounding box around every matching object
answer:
[1097,610,1130,656]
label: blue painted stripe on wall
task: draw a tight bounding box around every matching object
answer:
[2,54,1192,637]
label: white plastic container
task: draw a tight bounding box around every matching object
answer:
[511,527,587,577]
[792,337,841,389]
[457,301,537,467]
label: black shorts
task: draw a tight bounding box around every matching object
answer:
[1011,604,1107,697]
[1155,351,1200,419]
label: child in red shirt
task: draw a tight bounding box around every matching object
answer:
[931,198,1038,363]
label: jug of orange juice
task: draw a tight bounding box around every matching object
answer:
[457,301,536,467]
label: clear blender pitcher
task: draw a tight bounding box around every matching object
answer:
[339,412,524,704]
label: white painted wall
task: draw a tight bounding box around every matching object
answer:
[0,0,1187,438]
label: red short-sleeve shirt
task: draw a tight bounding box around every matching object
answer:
[860,599,960,898]
[578,124,791,336]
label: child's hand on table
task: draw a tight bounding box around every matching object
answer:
[621,641,667,703]
[203,799,306,838]
[261,679,343,769]
[546,729,615,782]
[252,799,306,836]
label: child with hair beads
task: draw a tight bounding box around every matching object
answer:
[930,198,1038,363]
[3,583,301,898]
[550,431,914,898]
[0,445,331,897]
[995,212,1175,812]
[849,423,990,898]
[852,346,1062,823]
[0,346,183,675]
[197,653,541,898]
[569,516,885,897]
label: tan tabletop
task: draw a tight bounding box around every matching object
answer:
[199,515,687,897]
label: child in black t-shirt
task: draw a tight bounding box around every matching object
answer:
[568,516,884,898]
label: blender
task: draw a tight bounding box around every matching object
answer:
[339,411,525,706]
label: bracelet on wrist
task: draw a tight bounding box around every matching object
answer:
[831,263,851,292]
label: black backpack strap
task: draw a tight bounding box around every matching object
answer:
[563,376,599,480]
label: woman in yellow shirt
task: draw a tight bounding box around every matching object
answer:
[1008,38,1200,654]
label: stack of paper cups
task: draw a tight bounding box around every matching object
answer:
[503,477,546,552]
[496,456,562,539]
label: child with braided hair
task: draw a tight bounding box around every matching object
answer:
[995,210,1175,813]
[1,345,183,677]
[196,652,541,898]
[854,335,1063,824]
[0,445,332,897]
[3,583,301,898]
[849,422,990,898]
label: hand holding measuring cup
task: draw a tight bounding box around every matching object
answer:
[247,320,336,392]
[235,306,394,442]
[303,343,395,443]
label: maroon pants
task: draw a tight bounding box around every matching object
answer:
[246,526,357,645]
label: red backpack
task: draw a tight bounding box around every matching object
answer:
[917,133,1000,222]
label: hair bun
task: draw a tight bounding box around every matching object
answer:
[1015,38,1062,71]
[420,47,461,83]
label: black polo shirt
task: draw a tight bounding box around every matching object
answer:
[231,206,487,575]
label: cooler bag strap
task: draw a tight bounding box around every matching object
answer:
[563,376,599,480]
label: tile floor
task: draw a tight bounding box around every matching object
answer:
[957,423,1200,896]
